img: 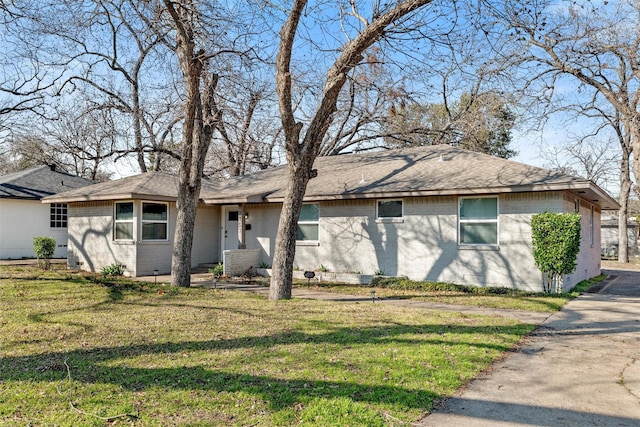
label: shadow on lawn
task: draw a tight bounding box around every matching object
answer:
[0,321,526,412]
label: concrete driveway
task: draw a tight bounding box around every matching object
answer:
[421,268,640,426]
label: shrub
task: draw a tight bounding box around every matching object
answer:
[209,262,224,278]
[531,212,581,293]
[102,262,125,277]
[33,237,56,270]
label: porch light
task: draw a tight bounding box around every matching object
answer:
[244,212,249,220]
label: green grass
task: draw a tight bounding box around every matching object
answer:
[298,275,606,313]
[0,265,537,426]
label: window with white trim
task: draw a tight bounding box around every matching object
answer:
[377,200,403,218]
[142,202,168,240]
[50,203,68,228]
[459,197,498,245]
[297,203,319,241]
[114,202,134,240]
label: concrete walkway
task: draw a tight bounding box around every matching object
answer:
[421,268,640,426]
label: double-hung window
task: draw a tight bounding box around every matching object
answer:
[297,203,319,241]
[459,197,498,245]
[50,203,68,228]
[114,202,134,240]
[142,202,168,241]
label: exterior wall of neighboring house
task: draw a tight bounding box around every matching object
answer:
[67,200,220,277]
[600,215,638,258]
[240,190,601,291]
[0,198,69,259]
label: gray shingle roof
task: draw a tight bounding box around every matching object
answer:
[42,170,219,203]
[43,145,619,210]
[0,165,94,200]
[204,145,619,210]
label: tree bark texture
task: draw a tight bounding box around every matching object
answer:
[165,1,218,287]
[269,0,434,299]
[618,142,632,263]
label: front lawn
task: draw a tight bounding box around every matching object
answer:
[1,266,534,426]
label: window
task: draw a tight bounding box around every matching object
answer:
[459,197,498,245]
[377,200,403,218]
[142,202,168,240]
[114,202,134,240]
[297,203,319,241]
[50,203,67,228]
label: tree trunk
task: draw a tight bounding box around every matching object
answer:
[165,1,218,287]
[618,145,631,263]
[269,163,312,300]
[172,182,199,286]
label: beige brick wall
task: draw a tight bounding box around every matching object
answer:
[223,248,261,276]
[67,201,137,276]
[69,201,221,277]
[280,192,578,291]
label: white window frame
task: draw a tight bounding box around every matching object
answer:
[50,203,68,228]
[458,196,499,246]
[114,201,135,241]
[296,203,319,243]
[141,201,169,241]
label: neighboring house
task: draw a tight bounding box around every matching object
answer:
[43,145,619,291]
[600,213,639,258]
[0,165,94,259]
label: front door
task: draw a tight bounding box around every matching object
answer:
[222,205,239,253]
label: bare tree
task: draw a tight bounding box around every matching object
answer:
[270,0,443,300]
[163,0,268,286]
[543,135,620,193]
[482,0,639,262]
[1,0,182,173]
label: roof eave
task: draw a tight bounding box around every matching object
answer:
[42,193,179,204]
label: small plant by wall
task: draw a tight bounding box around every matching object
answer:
[531,212,582,293]
[33,237,56,270]
[209,262,224,278]
[102,262,125,278]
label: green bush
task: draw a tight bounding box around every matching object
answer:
[531,212,581,293]
[33,237,56,269]
[102,262,125,277]
[209,262,224,277]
